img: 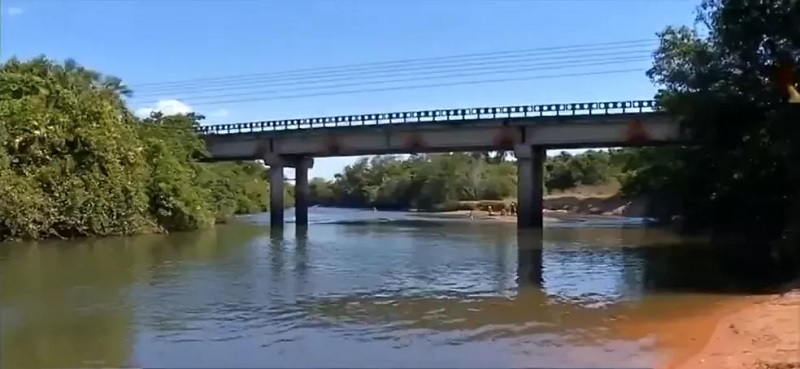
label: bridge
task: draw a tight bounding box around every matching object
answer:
[196,99,687,229]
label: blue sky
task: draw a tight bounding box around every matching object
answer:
[1,0,698,179]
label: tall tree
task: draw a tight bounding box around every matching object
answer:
[644,0,799,271]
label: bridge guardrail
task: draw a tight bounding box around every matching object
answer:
[196,99,661,135]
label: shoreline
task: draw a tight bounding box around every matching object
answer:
[414,208,639,223]
[405,190,658,221]
[662,286,800,369]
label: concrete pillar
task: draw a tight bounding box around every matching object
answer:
[293,157,313,226]
[268,162,285,228]
[516,229,544,287]
[515,145,546,229]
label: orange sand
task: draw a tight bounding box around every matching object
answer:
[609,289,798,369]
[661,290,800,369]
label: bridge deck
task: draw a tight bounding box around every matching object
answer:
[196,99,683,161]
[196,100,662,136]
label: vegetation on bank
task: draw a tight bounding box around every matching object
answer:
[307,149,646,212]
[637,0,799,273]
[0,58,293,241]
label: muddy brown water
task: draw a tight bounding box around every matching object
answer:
[0,208,766,368]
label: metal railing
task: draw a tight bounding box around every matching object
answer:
[196,99,660,135]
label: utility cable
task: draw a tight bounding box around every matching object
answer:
[131,39,656,88]
[133,47,654,97]
[132,55,650,103]
[139,63,645,107]
[187,69,642,108]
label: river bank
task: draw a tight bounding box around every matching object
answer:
[418,208,633,223]
[416,188,653,223]
[663,286,800,369]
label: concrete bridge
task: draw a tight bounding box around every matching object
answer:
[196,99,686,229]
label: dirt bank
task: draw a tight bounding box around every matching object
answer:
[434,184,654,220]
[541,184,651,216]
[665,290,800,369]
[432,209,518,223]
[432,207,635,224]
[542,193,651,217]
[431,192,652,222]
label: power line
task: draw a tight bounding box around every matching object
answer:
[125,38,655,109]
[137,64,644,107]
[132,55,650,103]
[180,69,642,108]
[135,44,655,94]
[28,0,692,3]
[131,39,655,88]
[133,46,655,96]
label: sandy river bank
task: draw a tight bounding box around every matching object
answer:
[431,208,637,223]
[423,186,655,221]
[664,288,799,369]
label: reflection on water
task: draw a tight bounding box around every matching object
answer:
[0,208,763,368]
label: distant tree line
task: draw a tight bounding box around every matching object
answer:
[308,149,647,211]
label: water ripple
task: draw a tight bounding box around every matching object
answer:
[1,208,719,369]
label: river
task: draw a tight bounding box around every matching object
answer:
[0,207,762,368]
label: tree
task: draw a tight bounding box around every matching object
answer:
[309,150,632,211]
[0,56,153,239]
[641,0,800,271]
[0,57,293,241]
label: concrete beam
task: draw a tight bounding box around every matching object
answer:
[203,113,682,160]
[263,154,314,168]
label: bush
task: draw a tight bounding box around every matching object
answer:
[0,57,290,241]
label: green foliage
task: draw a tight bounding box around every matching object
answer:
[310,153,518,211]
[544,149,634,192]
[622,0,800,270]
[0,57,290,241]
[0,57,153,239]
[138,112,216,231]
[310,150,636,211]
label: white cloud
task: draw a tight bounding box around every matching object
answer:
[208,108,229,118]
[135,99,193,118]
[5,7,23,16]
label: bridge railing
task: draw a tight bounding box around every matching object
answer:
[196,99,661,135]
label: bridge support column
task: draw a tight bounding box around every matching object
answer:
[515,145,545,229]
[294,157,314,227]
[268,162,285,228]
